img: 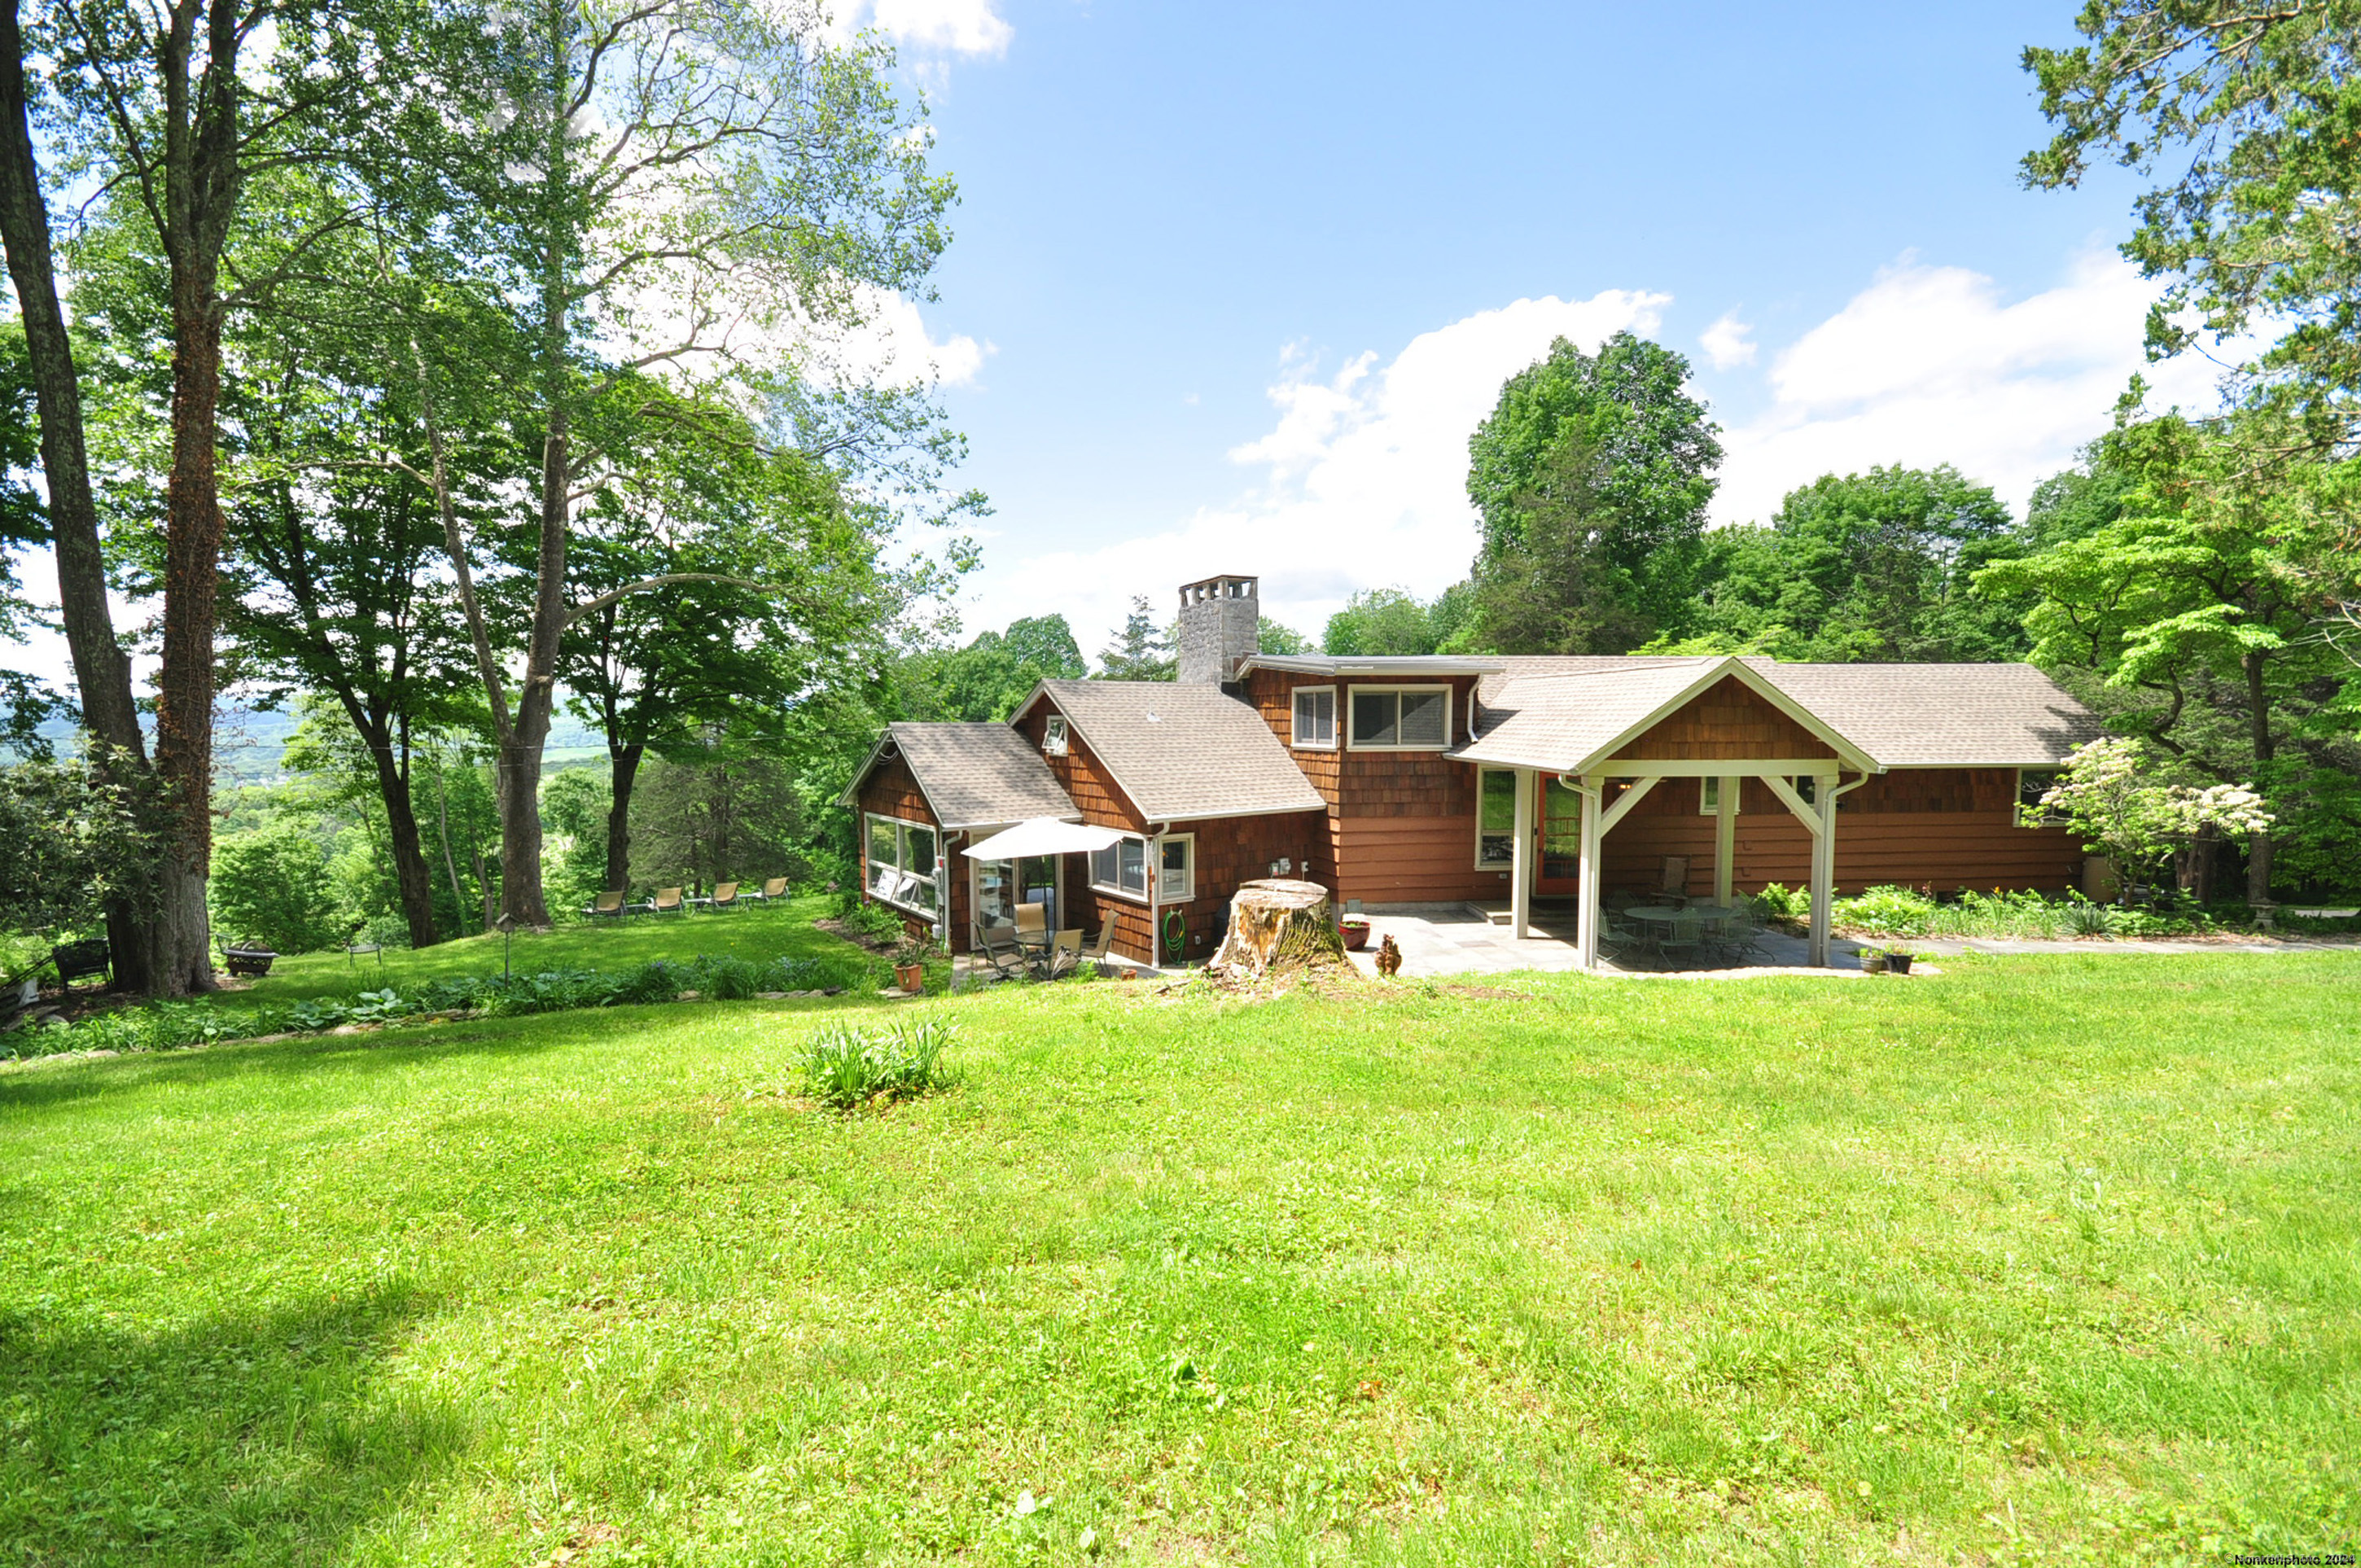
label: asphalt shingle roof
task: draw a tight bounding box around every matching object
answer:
[1035,680,1328,821]
[883,721,1080,830]
[1459,655,2099,770]
[1741,660,2103,766]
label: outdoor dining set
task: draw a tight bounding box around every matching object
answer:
[580,878,791,921]
[970,901,1116,982]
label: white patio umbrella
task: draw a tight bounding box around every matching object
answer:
[961,817,1124,860]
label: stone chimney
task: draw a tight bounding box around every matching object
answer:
[1176,574,1259,685]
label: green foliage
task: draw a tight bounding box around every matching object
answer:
[0,752,160,939]
[847,900,906,944]
[795,1017,960,1110]
[926,615,1088,720]
[1835,884,1938,937]
[1683,465,2030,662]
[625,751,804,895]
[539,768,613,912]
[2022,2,2361,438]
[208,820,344,954]
[2061,900,2118,938]
[1096,596,1176,681]
[2030,737,2274,894]
[1322,588,1441,655]
[1255,617,1315,656]
[1463,332,1721,646]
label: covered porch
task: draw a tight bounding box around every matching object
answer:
[1452,658,1881,970]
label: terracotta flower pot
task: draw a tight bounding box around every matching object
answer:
[893,962,925,992]
[1339,919,1372,952]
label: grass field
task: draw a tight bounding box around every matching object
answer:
[2,932,2355,1565]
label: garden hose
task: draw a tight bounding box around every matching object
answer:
[1163,908,1189,958]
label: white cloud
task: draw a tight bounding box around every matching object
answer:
[1699,309,1756,370]
[1715,250,2233,524]
[955,290,1669,657]
[841,0,1011,56]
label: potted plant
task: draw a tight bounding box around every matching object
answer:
[1338,915,1373,952]
[890,933,936,993]
[1884,947,1916,975]
[1859,948,1888,975]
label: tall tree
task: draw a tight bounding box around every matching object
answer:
[1464,331,1721,645]
[47,0,418,991]
[2024,2,2361,446]
[1323,589,1439,656]
[391,0,956,928]
[1685,465,2029,662]
[1979,415,2361,903]
[1095,596,1175,681]
[0,0,153,987]
[919,613,1087,720]
[1457,423,1653,655]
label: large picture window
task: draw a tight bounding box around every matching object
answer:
[1476,768,1518,867]
[1349,686,1448,750]
[1291,686,1336,749]
[1090,834,1148,899]
[864,813,939,913]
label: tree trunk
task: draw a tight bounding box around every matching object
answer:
[2244,649,2276,907]
[153,265,226,995]
[605,741,644,892]
[1210,878,1343,981]
[0,0,158,992]
[351,716,440,947]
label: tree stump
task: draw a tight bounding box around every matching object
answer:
[1209,878,1344,982]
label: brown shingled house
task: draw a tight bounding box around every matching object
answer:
[845,574,2105,970]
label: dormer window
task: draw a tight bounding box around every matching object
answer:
[1043,715,1070,756]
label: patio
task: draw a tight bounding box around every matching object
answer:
[1344,907,1869,979]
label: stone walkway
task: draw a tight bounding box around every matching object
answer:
[1342,908,2354,981]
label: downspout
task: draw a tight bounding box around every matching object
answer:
[1147,821,1168,969]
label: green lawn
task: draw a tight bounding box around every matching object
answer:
[2,944,2355,1565]
[215,897,866,1008]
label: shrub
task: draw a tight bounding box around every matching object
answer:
[1835,885,1937,937]
[797,1018,960,1110]
[209,820,344,954]
[1753,883,1810,922]
[846,901,905,945]
[700,955,764,1001]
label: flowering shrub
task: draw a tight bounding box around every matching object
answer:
[2030,738,2273,899]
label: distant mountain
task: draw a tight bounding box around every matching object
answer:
[21,704,604,783]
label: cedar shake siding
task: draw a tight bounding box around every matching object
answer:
[1242,666,1502,906]
[1597,769,2083,898]
[1616,677,1839,761]
[852,756,972,946]
[1014,704,1150,834]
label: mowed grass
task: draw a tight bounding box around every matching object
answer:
[2,948,2356,1566]
[211,898,865,1009]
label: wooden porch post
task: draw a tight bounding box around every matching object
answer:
[1576,775,1602,969]
[1808,784,1835,966]
[1510,767,1535,940]
[1715,776,1736,904]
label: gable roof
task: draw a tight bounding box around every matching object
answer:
[842,721,1080,831]
[1454,656,1880,775]
[1020,680,1328,821]
[1742,660,2104,767]
[1456,655,2100,772]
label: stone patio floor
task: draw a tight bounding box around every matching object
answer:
[1342,908,2355,981]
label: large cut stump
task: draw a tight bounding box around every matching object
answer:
[1210,878,1345,982]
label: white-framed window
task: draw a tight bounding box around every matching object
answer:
[1699,777,1739,815]
[1291,685,1336,750]
[1348,685,1449,750]
[1476,767,1518,868]
[1043,714,1070,756]
[864,812,939,913]
[2017,767,2065,826]
[1158,834,1195,901]
[1089,834,1149,900]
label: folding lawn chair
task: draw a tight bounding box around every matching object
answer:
[708,881,743,912]
[650,887,686,917]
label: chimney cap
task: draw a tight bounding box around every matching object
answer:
[1177,574,1258,604]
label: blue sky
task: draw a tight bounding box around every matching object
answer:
[853,0,2228,655]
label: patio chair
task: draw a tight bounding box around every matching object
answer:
[54,937,113,989]
[708,881,743,912]
[1081,923,1116,971]
[1014,901,1049,953]
[650,887,686,917]
[749,877,789,904]
[1044,928,1084,979]
[1657,856,1692,906]
[1598,910,1642,960]
[584,891,627,922]
[1653,910,1705,966]
[974,922,1030,981]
